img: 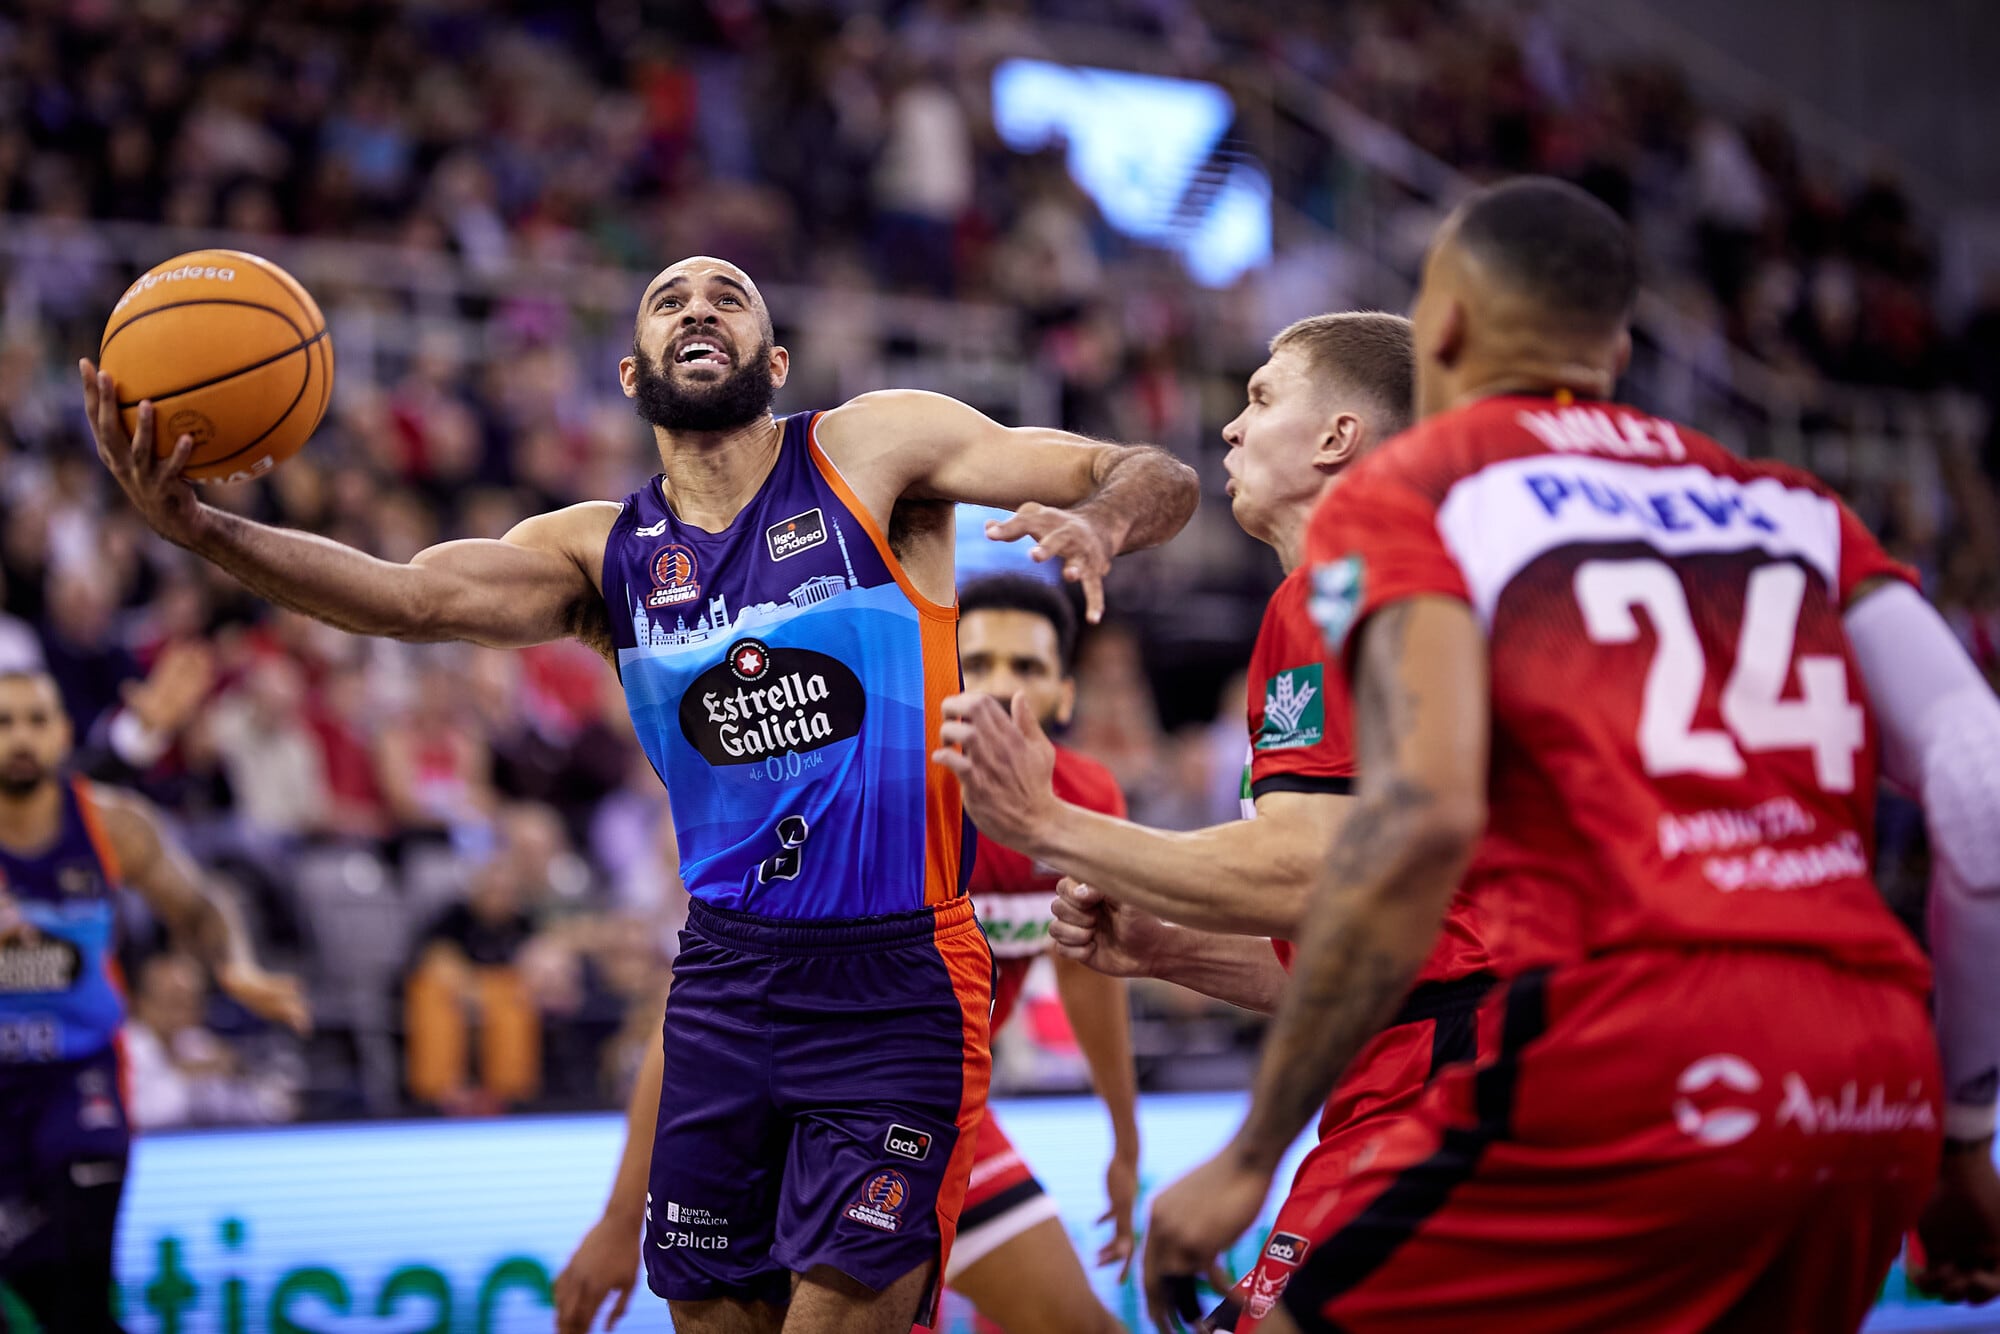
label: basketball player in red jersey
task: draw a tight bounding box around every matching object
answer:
[1145,177,2000,1332]
[555,572,1140,1334]
[83,257,1197,1334]
[938,313,1483,1332]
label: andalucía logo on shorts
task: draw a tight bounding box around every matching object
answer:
[679,639,866,765]
[1257,664,1323,751]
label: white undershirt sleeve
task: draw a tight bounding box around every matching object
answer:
[1847,581,2000,1139]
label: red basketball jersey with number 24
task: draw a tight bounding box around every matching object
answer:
[1305,394,1929,993]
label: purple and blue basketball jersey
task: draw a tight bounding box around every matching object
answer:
[0,778,126,1066]
[603,412,991,1316]
[601,410,968,918]
[0,778,131,1295]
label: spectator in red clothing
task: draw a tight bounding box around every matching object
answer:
[374,656,498,849]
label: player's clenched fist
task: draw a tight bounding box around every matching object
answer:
[79,361,207,548]
[1050,878,1172,979]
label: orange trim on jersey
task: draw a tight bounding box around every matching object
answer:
[804,413,956,623]
[69,777,124,884]
[112,1027,132,1118]
[920,611,965,907]
[926,901,994,1325]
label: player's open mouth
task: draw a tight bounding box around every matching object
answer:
[676,341,731,367]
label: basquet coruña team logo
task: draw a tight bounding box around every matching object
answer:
[845,1170,911,1232]
[647,544,702,609]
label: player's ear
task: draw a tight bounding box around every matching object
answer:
[1055,677,1077,728]
[1317,412,1364,472]
[1611,326,1633,377]
[1434,298,1467,370]
[618,352,639,399]
[768,344,790,390]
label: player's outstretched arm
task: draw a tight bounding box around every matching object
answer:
[555,1032,664,1334]
[1049,880,1289,1014]
[818,389,1198,621]
[1138,597,1487,1332]
[82,363,610,649]
[937,693,1348,936]
[87,784,312,1034]
[1846,580,2000,1304]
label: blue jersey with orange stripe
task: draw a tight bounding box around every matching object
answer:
[0,778,126,1063]
[602,410,965,919]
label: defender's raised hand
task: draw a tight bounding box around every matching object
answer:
[81,361,207,547]
[985,504,1115,623]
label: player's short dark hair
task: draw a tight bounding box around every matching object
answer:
[1268,312,1414,436]
[959,574,1079,673]
[1453,177,1638,334]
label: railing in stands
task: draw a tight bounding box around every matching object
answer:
[0,215,1057,428]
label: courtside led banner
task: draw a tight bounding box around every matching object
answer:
[0,1094,1978,1331]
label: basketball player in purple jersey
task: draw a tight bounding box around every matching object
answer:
[81,256,1197,1333]
[0,669,309,1333]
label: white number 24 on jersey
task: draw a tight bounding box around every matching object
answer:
[1574,558,1864,792]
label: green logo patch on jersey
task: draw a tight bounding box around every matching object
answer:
[1257,664,1324,751]
[1309,554,1365,654]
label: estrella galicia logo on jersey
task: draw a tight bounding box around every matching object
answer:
[883,1124,932,1162]
[845,1170,911,1232]
[727,638,772,682]
[648,544,702,609]
[1257,665,1323,751]
[0,935,82,993]
[1309,553,1365,653]
[1264,1232,1310,1268]
[680,641,866,765]
[767,508,829,562]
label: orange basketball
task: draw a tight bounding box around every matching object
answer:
[98,249,332,485]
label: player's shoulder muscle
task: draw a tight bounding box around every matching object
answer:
[506,501,621,567]
[501,501,623,597]
[76,781,160,874]
[817,389,988,468]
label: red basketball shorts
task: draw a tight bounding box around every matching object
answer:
[1278,949,1940,1334]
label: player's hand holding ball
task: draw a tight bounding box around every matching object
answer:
[82,249,331,546]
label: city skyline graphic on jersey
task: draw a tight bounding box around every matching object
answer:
[628,515,861,650]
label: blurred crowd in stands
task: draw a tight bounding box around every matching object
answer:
[0,0,1995,1122]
